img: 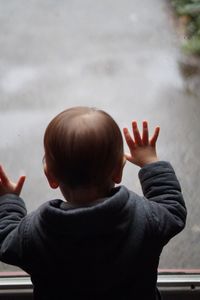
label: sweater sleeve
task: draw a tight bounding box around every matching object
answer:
[0,194,28,269]
[138,161,187,244]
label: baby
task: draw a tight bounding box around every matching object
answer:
[0,106,186,300]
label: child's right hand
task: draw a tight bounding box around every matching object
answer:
[0,165,26,197]
[123,121,160,168]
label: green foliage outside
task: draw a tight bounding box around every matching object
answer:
[171,0,200,55]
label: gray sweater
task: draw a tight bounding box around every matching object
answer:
[0,161,186,300]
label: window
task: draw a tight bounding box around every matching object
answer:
[0,0,199,275]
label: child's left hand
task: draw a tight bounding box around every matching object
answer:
[0,165,26,196]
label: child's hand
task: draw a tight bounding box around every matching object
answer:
[0,165,26,196]
[123,121,160,168]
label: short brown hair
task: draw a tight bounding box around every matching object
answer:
[44,106,123,189]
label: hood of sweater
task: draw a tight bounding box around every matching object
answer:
[38,185,133,238]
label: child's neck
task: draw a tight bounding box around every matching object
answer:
[60,183,114,206]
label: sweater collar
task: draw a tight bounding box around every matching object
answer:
[39,186,131,237]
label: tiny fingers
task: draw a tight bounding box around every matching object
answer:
[0,165,9,184]
[123,128,135,149]
[150,126,160,146]
[15,175,26,196]
[142,120,149,145]
[124,121,160,147]
[132,121,142,146]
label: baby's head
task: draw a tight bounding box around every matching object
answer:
[43,106,124,202]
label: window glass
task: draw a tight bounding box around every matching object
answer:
[0,0,199,273]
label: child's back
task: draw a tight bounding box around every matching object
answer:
[0,107,186,300]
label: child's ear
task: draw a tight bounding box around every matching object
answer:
[43,164,59,189]
[112,156,126,184]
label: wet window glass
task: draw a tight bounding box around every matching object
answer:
[0,1,199,273]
